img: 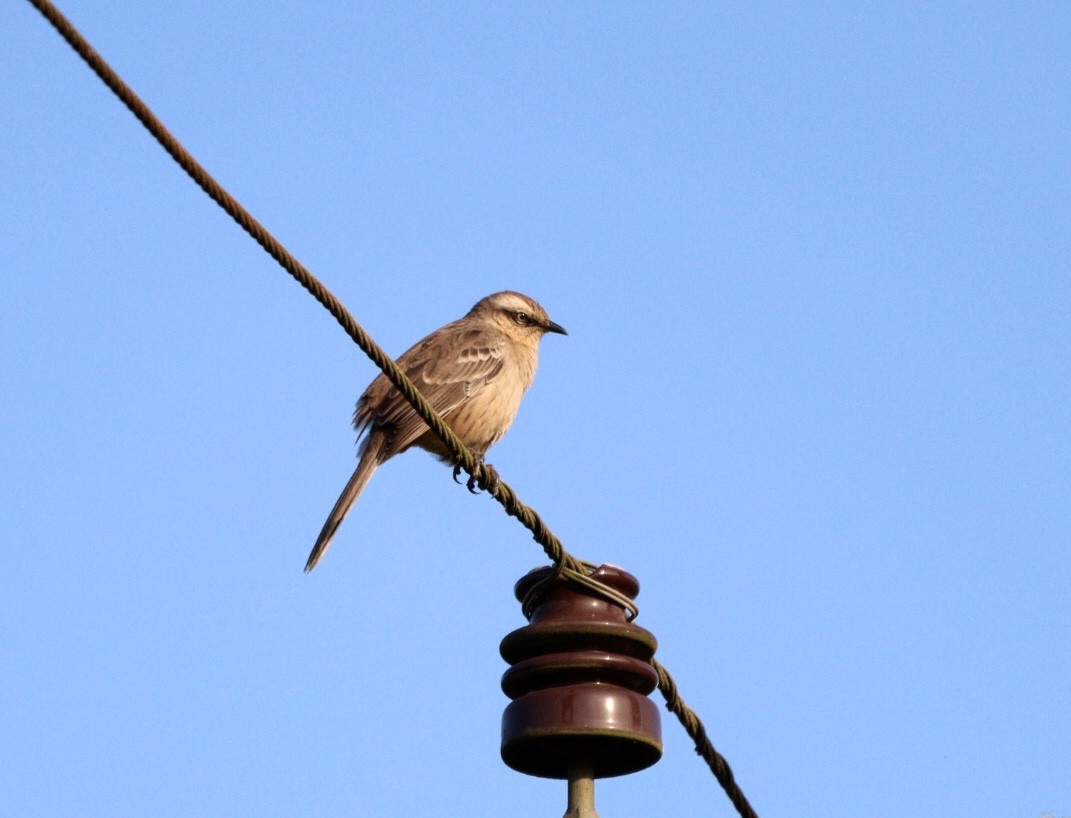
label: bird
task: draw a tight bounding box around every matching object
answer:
[305,290,567,572]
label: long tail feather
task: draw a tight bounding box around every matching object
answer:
[304,435,385,572]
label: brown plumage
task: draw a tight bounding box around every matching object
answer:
[305,291,566,572]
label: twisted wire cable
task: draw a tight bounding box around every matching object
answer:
[26,3,759,815]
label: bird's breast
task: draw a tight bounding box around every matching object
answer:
[448,370,529,454]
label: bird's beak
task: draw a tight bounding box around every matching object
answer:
[544,320,568,336]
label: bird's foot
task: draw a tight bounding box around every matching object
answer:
[453,459,500,494]
[472,461,500,494]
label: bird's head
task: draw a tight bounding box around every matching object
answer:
[471,291,568,341]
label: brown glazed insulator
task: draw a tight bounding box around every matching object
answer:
[500,564,663,779]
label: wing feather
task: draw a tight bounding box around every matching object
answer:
[353,323,506,458]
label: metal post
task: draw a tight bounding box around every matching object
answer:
[562,760,599,818]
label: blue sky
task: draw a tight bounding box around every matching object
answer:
[3,2,1069,816]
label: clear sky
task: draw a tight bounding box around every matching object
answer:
[3,2,1068,816]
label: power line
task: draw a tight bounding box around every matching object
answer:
[25,3,760,816]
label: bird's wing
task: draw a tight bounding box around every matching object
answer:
[354,324,506,458]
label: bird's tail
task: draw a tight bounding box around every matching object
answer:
[304,436,385,572]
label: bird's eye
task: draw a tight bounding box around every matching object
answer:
[514,311,530,325]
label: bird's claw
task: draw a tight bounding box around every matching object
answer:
[453,460,500,494]
[471,462,500,493]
